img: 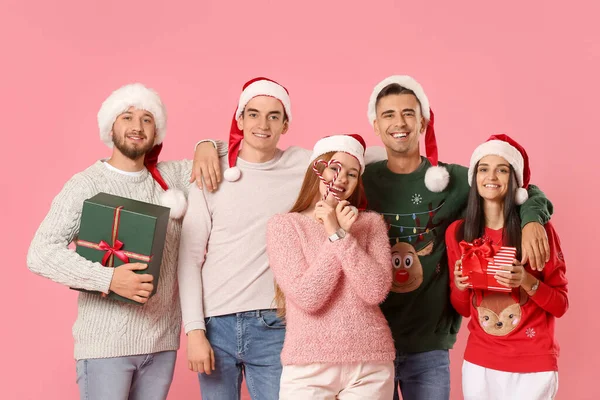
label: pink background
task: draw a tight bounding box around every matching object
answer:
[2,0,598,398]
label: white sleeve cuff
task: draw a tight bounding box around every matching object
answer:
[194,140,228,157]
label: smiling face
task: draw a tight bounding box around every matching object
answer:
[110,106,156,160]
[475,155,513,203]
[318,152,360,203]
[373,93,426,157]
[237,95,288,159]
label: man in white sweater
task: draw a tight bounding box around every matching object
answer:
[179,78,386,399]
[27,83,193,400]
[179,77,297,400]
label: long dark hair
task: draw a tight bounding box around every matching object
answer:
[456,161,522,257]
[274,151,366,317]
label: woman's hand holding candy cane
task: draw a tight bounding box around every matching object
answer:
[336,201,358,232]
[314,200,341,236]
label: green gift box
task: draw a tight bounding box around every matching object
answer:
[73,192,170,305]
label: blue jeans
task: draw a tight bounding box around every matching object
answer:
[198,309,285,400]
[393,350,451,400]
[76,351,176,400]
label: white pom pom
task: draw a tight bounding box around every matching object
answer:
[223,166,241,182]
[159,189,187,219]
[515,187,529,205]
[424,165,450,192]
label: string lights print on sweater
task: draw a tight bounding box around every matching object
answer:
[381,201,444,244]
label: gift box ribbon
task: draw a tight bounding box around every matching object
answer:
[76,206,152,268]
[459,238,499,290]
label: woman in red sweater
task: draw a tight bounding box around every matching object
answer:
[445,134,568,400]
[266,134,395,399]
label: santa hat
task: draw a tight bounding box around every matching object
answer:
[310,134,367,174]
[468,134,530,205]
[98,83,167,148]
[311,134,368,211]
[368,75,449,192]
[97,83,186,218]
[224,77,292,182]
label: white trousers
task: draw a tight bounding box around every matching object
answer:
[279,361,394,399]
[462,360,559,400]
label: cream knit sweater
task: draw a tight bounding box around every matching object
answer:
[27,160,191,360]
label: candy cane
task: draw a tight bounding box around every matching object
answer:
[312,159,343,201]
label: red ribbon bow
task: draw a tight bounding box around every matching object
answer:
[98,240,130,266]
[459,238,499,289]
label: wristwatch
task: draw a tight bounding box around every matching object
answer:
[328,228,346,242]
[526,278,539,295]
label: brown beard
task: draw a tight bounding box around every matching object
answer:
[112,133,154,160]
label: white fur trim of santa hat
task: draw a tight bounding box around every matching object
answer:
[223,167,242,182]
[159,189,187,219]
[367,75,430,125]
[310,134,366,174]
[98,83,167,148]
[425,165,450,192]
[235,80,292,122]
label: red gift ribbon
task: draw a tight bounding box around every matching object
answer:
[98,239,129,266]
[76,206,152,297]
[459,238,499,290]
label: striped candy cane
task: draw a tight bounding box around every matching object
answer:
[312,159,343,201]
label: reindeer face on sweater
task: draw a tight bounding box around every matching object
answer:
[476,291,527,336]
[390,241,432,293]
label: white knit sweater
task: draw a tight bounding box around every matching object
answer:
[27,160,191,360]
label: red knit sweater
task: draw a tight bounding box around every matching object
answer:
[445,221,568,373]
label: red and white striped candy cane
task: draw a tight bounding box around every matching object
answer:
[312,159,343,201]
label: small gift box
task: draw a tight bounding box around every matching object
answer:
[459,239,517,293]
[73,192,170,304]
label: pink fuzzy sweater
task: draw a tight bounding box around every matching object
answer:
[266,211,396,365]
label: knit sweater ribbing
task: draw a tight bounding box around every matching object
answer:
[27,159,191,360]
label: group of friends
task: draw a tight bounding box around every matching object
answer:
[27,75,567,400]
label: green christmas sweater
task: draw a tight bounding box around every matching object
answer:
[363,158,553,353]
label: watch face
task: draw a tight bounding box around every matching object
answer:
[337,229,346,238]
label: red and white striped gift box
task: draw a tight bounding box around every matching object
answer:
[466,246,517,293]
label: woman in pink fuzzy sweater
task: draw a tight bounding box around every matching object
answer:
[266,134,395,399]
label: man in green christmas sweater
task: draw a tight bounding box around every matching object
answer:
[363,75,552,400]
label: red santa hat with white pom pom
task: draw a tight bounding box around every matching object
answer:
[468,134,530,205]
[223,77,292,182]
[368,75,449,192]
[97,83,187,218]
